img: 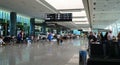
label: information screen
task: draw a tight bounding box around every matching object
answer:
[45,13,72,21]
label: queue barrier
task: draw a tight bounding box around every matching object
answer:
[87,58,120,65]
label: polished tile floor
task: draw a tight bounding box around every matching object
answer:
[0,38,88,65]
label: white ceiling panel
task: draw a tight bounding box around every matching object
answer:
[73,18,88,21]
[60,11,87,17]
[45,0,84,9]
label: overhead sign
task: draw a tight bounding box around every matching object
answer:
[45,13,72,21]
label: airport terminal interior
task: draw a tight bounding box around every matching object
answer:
[0,0,120,65]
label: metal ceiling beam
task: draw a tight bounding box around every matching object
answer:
[83,0,92,29]
[58,8,84,12]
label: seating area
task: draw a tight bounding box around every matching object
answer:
[86,42,120,65]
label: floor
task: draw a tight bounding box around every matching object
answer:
[0,38,88,65]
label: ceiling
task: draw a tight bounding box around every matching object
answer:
[0,0,90,30]
[45,0,90,30]
[0,0,58,19]
[83,0,120,29]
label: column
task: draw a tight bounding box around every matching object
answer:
[51,28,53,33]
[10,12,17,36]
[57,28,60,34]
[30,18,35,36]
[42,22,46,34]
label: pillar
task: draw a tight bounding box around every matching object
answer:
[30,18,35,36]
[57,28,61,34]
[10,12,17,36]
[42,22,46,34]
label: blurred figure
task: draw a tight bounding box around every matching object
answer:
[97,32,101,42]
[0,36,5,46]
[104,32,108,42]
[87,32,97,53]
[57,34,61,45]
[106,30,113,57]
[83,33,87,39]
[47,32,53,42]
[107,30,113,41]
[94,32,97,39]
[26,36,32,45]
[100,32,104,41]
[97,32,104,43]
[117,32,120,46]
[17,32,22,43]
[88,32,97,43]
[37,34,40,41]
[17,30,25,43]
[112,36,117,42]
[107,30,113,45]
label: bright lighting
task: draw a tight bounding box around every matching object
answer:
[74,22,89,24]
[60,11,87,17]
[72,18,88,21]
[36,0,56,13]
[45,0,84,9]
[82,28,91,31]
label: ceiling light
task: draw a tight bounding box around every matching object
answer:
[72,18,88,21]
[73,22,89,24]
[45,0,84,9]
[60,11,87,17]
[93,2,96,5]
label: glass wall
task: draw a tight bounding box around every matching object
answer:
[17,14,30,36]
[0,8,45,36]
[0,9,10,36]
[35,19,45,35]
[0,9,10,21]
[0,9,31,36]
[105,20,120,36]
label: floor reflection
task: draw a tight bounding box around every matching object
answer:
[0,38,88,65]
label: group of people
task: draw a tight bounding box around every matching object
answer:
[88,30,120,45]
[47,33,63,44]
[88,31,120,58]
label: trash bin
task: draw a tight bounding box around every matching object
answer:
[79,50,87,65]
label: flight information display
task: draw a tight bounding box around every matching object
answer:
[45,13,72,21]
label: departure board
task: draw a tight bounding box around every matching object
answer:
[45,13,72,21]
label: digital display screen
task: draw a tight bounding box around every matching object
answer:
[45,13,72,21]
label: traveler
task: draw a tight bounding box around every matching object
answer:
[107,30,113,45]
[88,32,97,43]
[117,32,120,46]
[47,32,53,42]
[0,36,5,46]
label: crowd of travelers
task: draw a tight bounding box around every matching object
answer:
[88,30,120,58]
[88,30,120,45]
[0,30,79,46]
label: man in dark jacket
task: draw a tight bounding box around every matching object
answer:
[88,32,97,43]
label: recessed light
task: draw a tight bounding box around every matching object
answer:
[93,2,96,5]
[104,5,106,7]
[106,0,109,1]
